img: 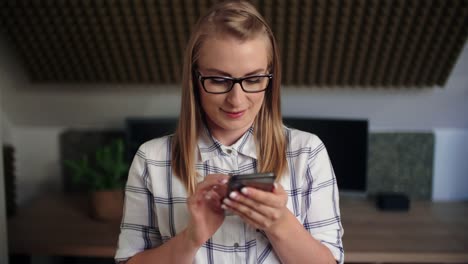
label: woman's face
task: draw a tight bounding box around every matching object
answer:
[197,35,269,145]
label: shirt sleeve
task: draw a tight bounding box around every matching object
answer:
[302,137,344,263]
[114,144,162,263]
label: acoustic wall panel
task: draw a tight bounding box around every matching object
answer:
[0,0,467,87]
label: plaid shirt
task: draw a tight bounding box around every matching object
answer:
[115,126,344,263]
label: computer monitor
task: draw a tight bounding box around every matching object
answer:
[125,118,178,162]
[283,118,368,193]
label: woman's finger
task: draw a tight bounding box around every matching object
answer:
[223,197,269,229]
[194,174,229,195]
[226,191,276,218]
[236,184,287,208]
[205,188,224,212]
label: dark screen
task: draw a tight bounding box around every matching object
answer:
[125,118,178,162]
[283,118,368,192]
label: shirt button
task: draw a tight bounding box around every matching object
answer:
[234,242,239,248]
[226,149,232,154]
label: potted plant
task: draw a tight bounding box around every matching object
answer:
[65,138,129,221]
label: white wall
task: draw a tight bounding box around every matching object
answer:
[433,129,468,201]
[10,126,64,205]
[1,35,468,203]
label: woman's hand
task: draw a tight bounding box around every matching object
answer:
[185,174,229,247]
[222,182,289,234]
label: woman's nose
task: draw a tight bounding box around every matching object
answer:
[226,83,245,104]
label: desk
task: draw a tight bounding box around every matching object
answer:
[8,194,468,263]
[340,198,468,263]
[8,194,120,258]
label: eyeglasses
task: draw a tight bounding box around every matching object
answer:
[196,71,273,94]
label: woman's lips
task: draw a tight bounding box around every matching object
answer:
[222,109,245,119]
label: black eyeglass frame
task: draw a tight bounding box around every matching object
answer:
[196,71,273,94]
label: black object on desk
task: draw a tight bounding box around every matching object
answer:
[376,192,410,211]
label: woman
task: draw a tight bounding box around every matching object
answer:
[115,1,343,263]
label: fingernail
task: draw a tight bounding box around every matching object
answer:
[229,192,237,199]
[221,204,227,210]
[223,198,231,205]
[220,179,228,184]
[241,187,248,195]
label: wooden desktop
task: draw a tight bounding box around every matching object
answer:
[8,193,468,263]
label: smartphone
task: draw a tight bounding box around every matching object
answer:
[227,172,275,194]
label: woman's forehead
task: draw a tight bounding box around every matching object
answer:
[197,35,270,75]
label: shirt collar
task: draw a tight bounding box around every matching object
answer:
[198,126,257,162]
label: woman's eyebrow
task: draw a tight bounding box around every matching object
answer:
[202,68,266,77]
[243,69,267,76]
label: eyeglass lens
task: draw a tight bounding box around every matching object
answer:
[204,76,269,93]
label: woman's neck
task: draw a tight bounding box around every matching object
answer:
[210,129,245,146]
[206,121,252,146]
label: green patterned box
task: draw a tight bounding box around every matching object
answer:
[367,133,434,200]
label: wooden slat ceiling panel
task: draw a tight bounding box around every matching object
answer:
[0,0,467,87]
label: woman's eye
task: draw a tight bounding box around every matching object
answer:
[209,78,229,85]
[245,77,261,83]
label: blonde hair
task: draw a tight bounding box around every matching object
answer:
[172,0,287,194]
